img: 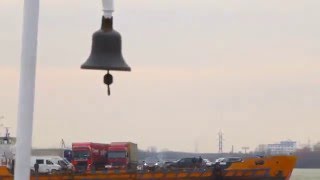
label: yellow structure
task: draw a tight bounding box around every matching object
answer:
[0,155,296,180]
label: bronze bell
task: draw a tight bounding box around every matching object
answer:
[81,16,131,71]
[82,16,130,95]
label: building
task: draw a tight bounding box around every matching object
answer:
[255,144,268,154]
[267,140,297,155]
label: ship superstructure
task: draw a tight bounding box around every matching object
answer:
[0,128,16,166]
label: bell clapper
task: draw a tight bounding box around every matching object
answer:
[104,70,113,96]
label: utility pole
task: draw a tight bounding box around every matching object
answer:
[61,139,66,158]
[0,116,4,131]
[61,139,66,149]
[218,130,224,153]
[242,147,249,154]
[194,140,198,153]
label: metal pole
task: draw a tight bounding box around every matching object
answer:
[102,0,114,18]
[15,0,39,180]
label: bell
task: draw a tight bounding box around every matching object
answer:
[81,17,131,71]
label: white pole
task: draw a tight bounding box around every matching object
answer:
[15,0,39,180]
[102,0,114,18]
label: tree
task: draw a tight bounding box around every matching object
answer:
[313,142,320,151]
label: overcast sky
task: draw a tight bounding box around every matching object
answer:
[0,0,319,153]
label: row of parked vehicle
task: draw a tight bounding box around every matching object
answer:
[30,155,243,174]
[28,140,244,174]
[138,156,243,171]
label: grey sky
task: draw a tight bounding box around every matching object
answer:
[0,0,320,153]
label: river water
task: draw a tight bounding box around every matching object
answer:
[290,169,320,180]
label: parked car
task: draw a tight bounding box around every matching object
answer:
[49,156,74,172]
[137,161,144,171]
[163,161,175,168]
[141,157,163,171]
[215,157,243,168]
[166,157,205,169]
[203,159,213,167]
[30,156,62,174]
[154,161,165,169]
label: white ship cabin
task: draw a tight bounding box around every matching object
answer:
[0,128,16,166]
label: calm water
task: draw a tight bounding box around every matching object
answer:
[290,169,320,180]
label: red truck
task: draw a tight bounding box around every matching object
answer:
[72,142,108,171]
[106,142,138,170]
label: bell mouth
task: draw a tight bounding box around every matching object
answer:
[80,64,131,71]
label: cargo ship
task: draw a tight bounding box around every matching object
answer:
[0,155,296,180]
[0,128,296,179]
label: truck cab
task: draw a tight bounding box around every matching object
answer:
[72,142,108,172]
[106,142,137,170]
[106,146,128,169]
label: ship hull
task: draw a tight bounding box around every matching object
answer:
[0,155,296,180]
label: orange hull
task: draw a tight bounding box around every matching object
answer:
[0,155,296,180]
[225,155,296,180]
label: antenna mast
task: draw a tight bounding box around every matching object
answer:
[61,139,66,149]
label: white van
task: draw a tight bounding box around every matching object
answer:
[48,156,73,171]
[31,156,61,174]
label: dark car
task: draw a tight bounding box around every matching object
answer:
[141,157,164,171]
[166,157,204,169]
[163,161,175,168]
